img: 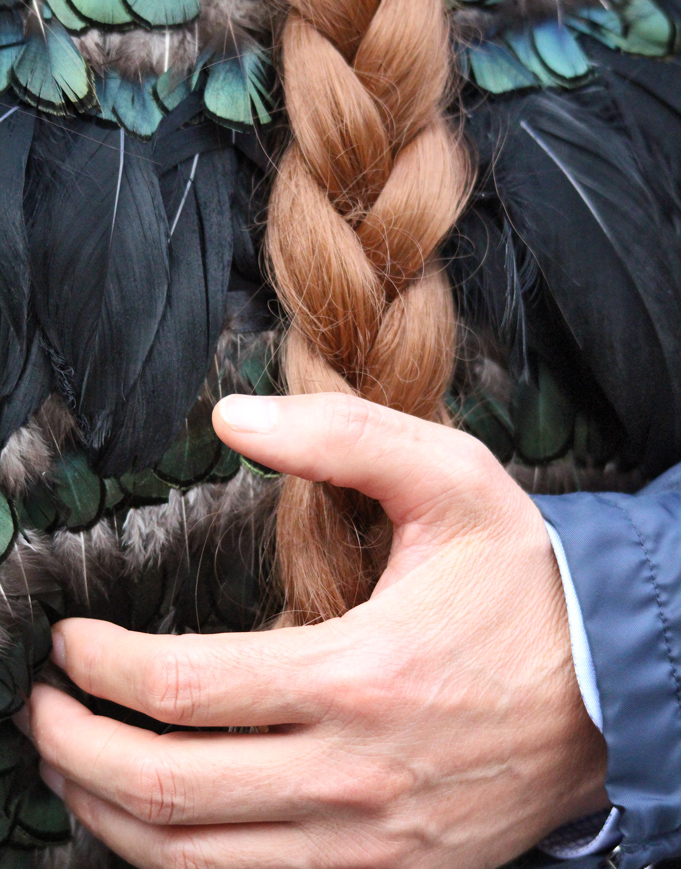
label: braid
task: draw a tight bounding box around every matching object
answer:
[266,0,472,625]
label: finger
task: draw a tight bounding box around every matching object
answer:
[212,392,495,527]
[60,782,324,869]
[52,618,344,727]
[30,685,350,826]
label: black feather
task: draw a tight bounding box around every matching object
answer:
[0,96,34,401]
[0,326,52,448]
[28,118,170,464]
[97,143,237,474]
[458,59,681,474]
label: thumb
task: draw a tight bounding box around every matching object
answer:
[212,392,502,529]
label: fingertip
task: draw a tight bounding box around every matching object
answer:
[213,394,279,437]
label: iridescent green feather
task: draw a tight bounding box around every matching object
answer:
[154,401,222,489]
[202,46,272,127]
[45,0,89,32]
[0,10,23,93]
[0,493,15,565]
[11,779,71,847]
[119,467,172,503]
[619,0,677,54]
[66,0,133,28]
[123,0,200,27]
[512,363,575,463]
[112,75,164,139]
[96,72,164,138]
[531,21,590,84]
[464,0,678,93]
[154,66,191,111]
[11,15,97,114]
[50,452,106,531]
[467,41,537,93]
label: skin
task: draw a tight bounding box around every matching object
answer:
[17,393,609,869]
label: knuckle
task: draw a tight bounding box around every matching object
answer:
[128,753,188,825]
[325,646,403,721]
[344,764,412,814]
[141,648,203,724]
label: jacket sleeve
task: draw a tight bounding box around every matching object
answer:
[533,465,681,869]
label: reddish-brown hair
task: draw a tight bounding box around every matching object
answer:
[266,0,472,625]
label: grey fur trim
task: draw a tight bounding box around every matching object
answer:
[72,0,274,79]
[0,420,51,499]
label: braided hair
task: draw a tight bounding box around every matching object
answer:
[267,0,472,624]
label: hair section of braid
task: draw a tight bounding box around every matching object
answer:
[266,0,472,625]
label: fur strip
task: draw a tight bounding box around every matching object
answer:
[71,0,274,79]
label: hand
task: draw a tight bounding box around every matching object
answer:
[22,393,608,869]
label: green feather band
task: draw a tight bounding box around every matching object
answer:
[0,1,273,134]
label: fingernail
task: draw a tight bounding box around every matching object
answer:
[51,630,66,670]
[13,704,30,738]
[218,395,278,433]
[40,762,65,799]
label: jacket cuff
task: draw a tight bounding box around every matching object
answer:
[533,491,681,869]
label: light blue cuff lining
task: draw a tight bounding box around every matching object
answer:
[540,520,621,858]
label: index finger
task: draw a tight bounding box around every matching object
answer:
[52,618,345,727]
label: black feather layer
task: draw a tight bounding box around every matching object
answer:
[454,53,681,475]
[28,118,170,468]
[0,96,34,401]
[97,135,237,473]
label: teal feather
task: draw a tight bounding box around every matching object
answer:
[0,640,28,719]
[203,46,272,127]
[154,66,191,112]
[10,778,70,847]
[504,29,559,86]
[564,7,625,50]
[531,21,590,84]
[18,487,58,532]
[11,16,97,114]
[210,445,241,482]
[96,72,164,138]
[20,451,106,533]
[512,363,575,463]
[566,0,675,54]
[467,41,537,93]
[112,75,164,139]
[154,401,222,489]
[119,467,172,503]
[465,0,677,93]
[0,11,23,94]
[66,0,132,28]
[619,0,677,54]
[45,0,89,32]
[0,493,15,564]
[94,70,122,121]
[51,452,105,531]
[123,0,200,27]
[239,343,276,396]
[448,392,515,463]
[104,477,125,509]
